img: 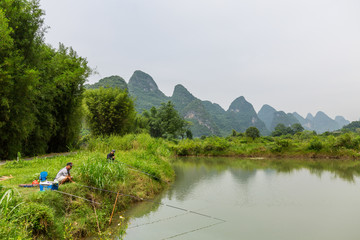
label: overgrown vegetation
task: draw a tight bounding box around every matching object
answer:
[142,101,190,139]
[0,134,174,239]
[2,130,360,239]
[0,0,91,160]
[171,131,360,159]
[84,88,136,136]
[2,1,360,239]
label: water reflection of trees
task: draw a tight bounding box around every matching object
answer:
[167,157,360,200]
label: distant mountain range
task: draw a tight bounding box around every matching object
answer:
[85,70,350,137]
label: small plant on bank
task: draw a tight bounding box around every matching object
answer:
[308,137,323,151]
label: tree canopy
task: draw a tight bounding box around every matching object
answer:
[245,127,260,140]
[0,0,90,159]
[84,88,135,136]
[271,123,304,137]
[342,121,360,133]
[143,101,190,139]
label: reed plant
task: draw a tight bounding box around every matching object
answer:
[0,187,30,239]
[77,153,127,189]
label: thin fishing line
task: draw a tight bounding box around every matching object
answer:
[127,206,219,229]
[74,183,226,222]
[161,221,225,240]
[53,190,101,205]
[127,212,190,229]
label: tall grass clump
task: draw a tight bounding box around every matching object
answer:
[0,187,30,239]
[123,150,173,182]
[77,153,127,189]
[308,137,323,151]
[86,133,171,157]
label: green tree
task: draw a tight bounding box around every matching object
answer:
[272,123,294,136]
[0,0,90,159]
[186,129,193,139]
[245,127,260,140]
[232,129,237,137]
[143,101,189,139]
[36,44,90,153]
[291,123,304,133]
[342,121,360,133]
[84,88,136,136]
[0,0,42,158]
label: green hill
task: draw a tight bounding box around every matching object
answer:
[171,84,221,136]
[270,111,300,130]
[342,121,360,133]
[128,70,169,113]
[88,71,351,137]
[182,99,221,136]
[85,75,127,90]
[258,104,277,130]
[313,111,340,133]
[227,97,269,135]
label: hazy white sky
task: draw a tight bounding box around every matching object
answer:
[40,0,360,121]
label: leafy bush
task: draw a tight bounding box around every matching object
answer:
[270,139,291,153]
[335,133,360,150]
[308,137,323,151]
[22,202,55,235]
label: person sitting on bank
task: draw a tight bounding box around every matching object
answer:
[54,162,74,185]
[107,149,115,161]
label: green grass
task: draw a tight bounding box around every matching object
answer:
[0,134,174,239]
[170,133,360,159]
[2,132,360,239]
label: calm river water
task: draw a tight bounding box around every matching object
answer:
[123,157,360,240]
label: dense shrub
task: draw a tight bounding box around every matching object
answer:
[22,202,55,235]
[270,139,291,153]
[308,137,323,151]
[335,134,360,150]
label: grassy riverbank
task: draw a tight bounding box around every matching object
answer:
[1,132,360,239]
[171,132,360,159]
[0,134,174,239]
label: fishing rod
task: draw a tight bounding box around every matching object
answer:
[51,190,101,205]
[55,184,226,238]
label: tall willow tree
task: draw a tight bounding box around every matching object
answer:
[0,0,91,159]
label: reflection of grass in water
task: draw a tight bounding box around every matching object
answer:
[172,157,360,182]
[125,195,162,219]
